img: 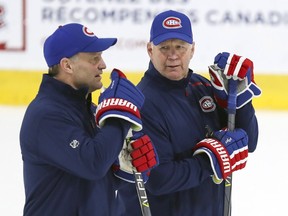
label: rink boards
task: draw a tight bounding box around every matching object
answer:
[0,70,286,110]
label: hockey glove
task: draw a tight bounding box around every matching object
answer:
[112,131,159,183]
[193,128,248,184]
[208,52,261,109]
[95,68,145,131]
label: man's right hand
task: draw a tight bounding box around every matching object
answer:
[208,52,261,109]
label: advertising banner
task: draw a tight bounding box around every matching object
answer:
[0,0,287,73]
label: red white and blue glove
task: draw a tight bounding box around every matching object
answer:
[95,68,144,131]
[193,128,248,184]
[208,52,261,109]
[112,131,159,183]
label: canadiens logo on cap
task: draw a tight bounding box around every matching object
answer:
[162,17,182,29]
[82,26,94,37]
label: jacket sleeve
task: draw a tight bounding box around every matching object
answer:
[235,101,259,152]
[23,109,130,180]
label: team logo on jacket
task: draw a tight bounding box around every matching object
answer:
[199,96,216,112]
[163,17,182,29]
[70,140,80,148]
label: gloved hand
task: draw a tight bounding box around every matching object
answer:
[112,131,159,183]
[193,128,248,184]
[208,52,261,109]
[95,68,145,131]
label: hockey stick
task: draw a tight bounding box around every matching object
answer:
[224,78,237,216]
[125,129,152,216]
[133,171,152,216]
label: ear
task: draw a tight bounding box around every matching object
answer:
[59,57,73,74]
[190,42,195,59]
[147,42,153,58]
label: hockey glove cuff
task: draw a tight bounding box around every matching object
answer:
[193,128,248,184]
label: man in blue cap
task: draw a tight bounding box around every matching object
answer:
[116,10,261,216]
[19,23,158,216]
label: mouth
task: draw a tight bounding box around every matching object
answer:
[167,65,180,69]
[167,63,180,67]
[95,70,103,78]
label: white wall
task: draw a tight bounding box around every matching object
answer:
[0,0,287,73]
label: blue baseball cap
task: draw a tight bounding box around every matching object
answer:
[150,10,193,45]
[43,23,117,67]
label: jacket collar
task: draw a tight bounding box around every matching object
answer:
[39,74,89,102]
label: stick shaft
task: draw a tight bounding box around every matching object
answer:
[224,79,237,216]
[134,172,152,216]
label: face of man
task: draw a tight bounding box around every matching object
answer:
[61,52,107,93]
[147,39,195,81]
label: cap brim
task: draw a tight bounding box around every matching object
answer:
[83,38,117,52]
[152,33,192,45]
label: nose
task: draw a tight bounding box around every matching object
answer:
[99,57,107,70]
[167,48,179,60]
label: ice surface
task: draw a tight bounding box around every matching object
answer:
[0,106,286,215]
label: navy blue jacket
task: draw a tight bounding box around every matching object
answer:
[20,74,129,216]
[116,63,259,216]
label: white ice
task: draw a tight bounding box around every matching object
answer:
[0,106,286,215]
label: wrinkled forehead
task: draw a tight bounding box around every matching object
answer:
[156,38,192,46]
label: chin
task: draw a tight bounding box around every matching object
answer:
[166,73,184,81]
[89,84,102,93]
